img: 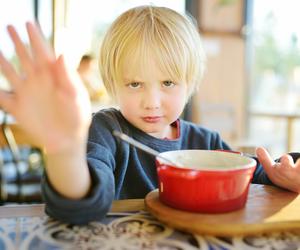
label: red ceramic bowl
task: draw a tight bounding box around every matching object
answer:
[156,150,256,213]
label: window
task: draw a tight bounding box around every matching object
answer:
[248,0,300,156]
[0,0,52,91]
[62,0,186,60]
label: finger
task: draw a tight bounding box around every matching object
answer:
[7,25,34,74]
[0,90,15,113]
[256,147,276,172]
[280,154,294,167]
[26,22,55,65]
[53,55,76,95]
[293,158,300,170]
[0,51,21,89]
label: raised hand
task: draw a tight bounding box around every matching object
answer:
[0,22,91,154]
[256,147,300,193]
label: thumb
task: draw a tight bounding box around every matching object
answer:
[256,147,276,174]
[0,90,14,114]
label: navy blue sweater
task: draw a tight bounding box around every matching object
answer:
[42,108,275,224]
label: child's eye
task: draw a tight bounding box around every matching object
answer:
[162,80,175,87]
[128,82,141,88]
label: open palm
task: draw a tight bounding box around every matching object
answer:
[0,22,91,153]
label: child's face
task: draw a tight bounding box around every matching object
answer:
[115,57,188,139]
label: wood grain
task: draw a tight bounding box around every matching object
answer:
[0,204,45,218]
[145,184,300,236]
[0,199,145,218]
[111,199,144,212]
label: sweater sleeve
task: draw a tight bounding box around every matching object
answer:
[251,158,273,185]
[41,110,119,225]
[211,132,232,150]
[41,162,114,224]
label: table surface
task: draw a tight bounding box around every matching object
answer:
[1,188,300,250]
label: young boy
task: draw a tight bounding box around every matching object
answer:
[0,6,300,225]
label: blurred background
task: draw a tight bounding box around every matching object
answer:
[1,0,300,158]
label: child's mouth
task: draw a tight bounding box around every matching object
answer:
[142,116,162,123]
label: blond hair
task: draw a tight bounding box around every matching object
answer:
[99,5,206,100]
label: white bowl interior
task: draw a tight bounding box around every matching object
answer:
[157,150,256,170]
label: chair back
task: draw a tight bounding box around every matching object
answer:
[0,113,44,204]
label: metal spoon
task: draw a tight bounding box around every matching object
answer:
[112,130,181,167]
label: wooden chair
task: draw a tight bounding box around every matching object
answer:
[0,124,36,147]
[0,123,43,204]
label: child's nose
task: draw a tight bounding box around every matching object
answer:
[143,88,161,109]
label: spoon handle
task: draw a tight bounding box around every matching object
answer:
[112,130,178,166]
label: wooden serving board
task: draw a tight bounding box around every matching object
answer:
[145,184,300,236]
